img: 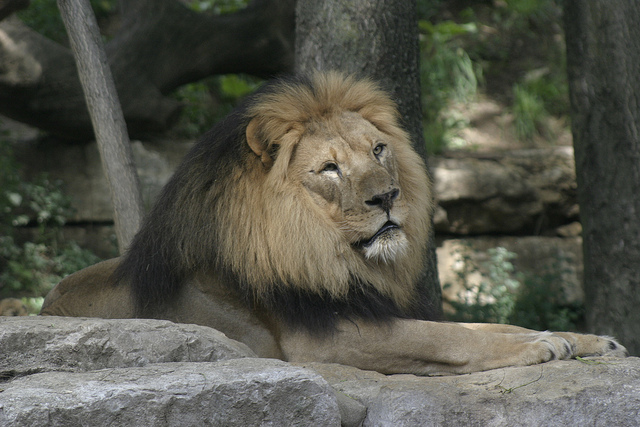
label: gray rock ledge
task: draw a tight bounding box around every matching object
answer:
[2,316,639,426]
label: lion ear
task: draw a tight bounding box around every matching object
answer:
[246,118,274,168]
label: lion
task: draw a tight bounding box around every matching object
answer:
[41,72,627,375]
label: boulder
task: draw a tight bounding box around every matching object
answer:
[0,359,340,427]
[0,317,255,376]
[430,147,578,234]
[16,139,193,223]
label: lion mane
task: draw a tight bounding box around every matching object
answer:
[113,72,437,332]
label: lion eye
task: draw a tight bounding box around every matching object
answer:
[320,162,340,173]
[373,144,386,157]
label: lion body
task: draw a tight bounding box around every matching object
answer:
[41,72,627,374]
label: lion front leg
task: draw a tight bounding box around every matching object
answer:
[279,319,627,376]
[459,323,628,358]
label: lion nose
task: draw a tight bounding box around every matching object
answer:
[365,188,399,214]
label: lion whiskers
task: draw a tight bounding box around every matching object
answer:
[363,230,409,264]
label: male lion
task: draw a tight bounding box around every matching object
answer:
[41,72,627,375]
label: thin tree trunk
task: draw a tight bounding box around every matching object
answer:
[295,0,442,318]
[564,1,640,355]
[58,0,143,253]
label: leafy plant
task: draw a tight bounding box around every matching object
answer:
[445,246,521,324]
[172,74,261,137]
[510,258,584,331]
[512,83,550,141]
[0,137,101,304]
[444,244,584,331]
[419,20,480,153]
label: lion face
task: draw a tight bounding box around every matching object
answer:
[232,72,432,305]
[290,111,409,263]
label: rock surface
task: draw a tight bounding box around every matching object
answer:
[16,139,192,224]
[0,317,255,376]
[430,147,578,235]
[307,359,640,426]
[0,359,340,427]
[1,317,639,426]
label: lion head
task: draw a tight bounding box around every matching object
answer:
[115,72,435,330]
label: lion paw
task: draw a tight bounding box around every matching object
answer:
[531,332,573,361]
[598,337,629,357]
[549,332,628,358]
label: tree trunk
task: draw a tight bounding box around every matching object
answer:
[564,1,640,355]
[295,0,442,318]
[58,0,143,253]
[0,0,294,140]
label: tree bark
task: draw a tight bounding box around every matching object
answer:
[0,0,294,140]
[564,1,640,355]
[295,0,442,318]
[58,0,143,253]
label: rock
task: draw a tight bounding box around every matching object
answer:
[334,390,368,427]
[430,147,578,234]
[0,317,255,376]
[2,317,638,426]
[306,358,640,427]
[0,359,341,427]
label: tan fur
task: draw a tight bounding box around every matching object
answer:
[211,72,432,309]
[41,72,628,375]
[0,298,28,316]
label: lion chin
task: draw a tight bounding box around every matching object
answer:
[360,223,409,263]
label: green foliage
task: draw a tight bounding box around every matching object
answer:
[511,64,568,142]
[510,265,584,331]
[0,137,101,301]
[419,20,480,153]
[446,246,521,324]
[512,83,549,141]
[520,69,569,116]
[416,0,445,21]
[504,0,559,21]
[172,74,261,137]
[187,0,249,14]
[18,0,116,43]
[445,245,584,331]
[172,80,219,138]
[219,74,258,98]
